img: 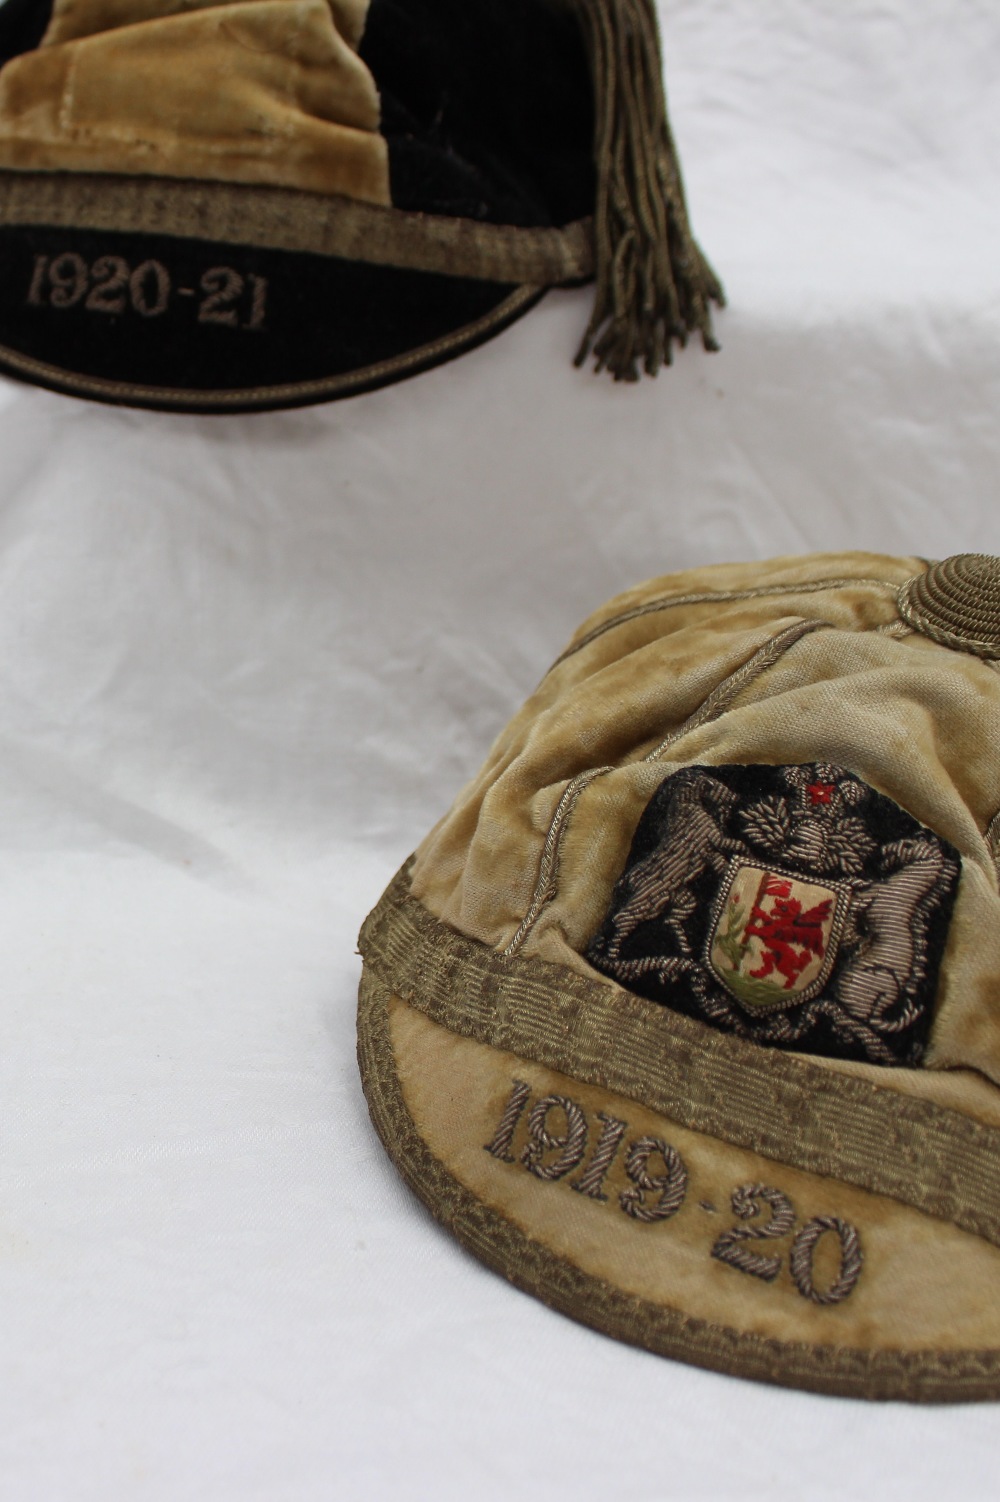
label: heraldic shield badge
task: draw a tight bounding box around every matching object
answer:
[587,764,961,1067]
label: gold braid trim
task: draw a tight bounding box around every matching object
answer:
[0,171,594,284]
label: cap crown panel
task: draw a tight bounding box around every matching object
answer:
[411,553,1000,1089]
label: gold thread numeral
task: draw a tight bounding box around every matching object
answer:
[130,260,171,317]
[520,1095,588,1181]
[790,1216,863,1305]
[619,1136,688,1222]
[483,1079,531,1162]
[26,254,48,305]
[48,252,88,308]
[199,266,243,327]
[85,256,129,314]
[246,274,269,331]
[711,1184,796,1281]
[571,1112,627,1200]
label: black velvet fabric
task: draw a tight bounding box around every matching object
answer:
[360,0,595,226]
[0,0,52,65]
[0,224,531,411]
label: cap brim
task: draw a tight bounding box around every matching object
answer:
[358,864,1000,1403]
[0,220,542,412]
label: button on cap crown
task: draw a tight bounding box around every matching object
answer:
[897,553,1000,659]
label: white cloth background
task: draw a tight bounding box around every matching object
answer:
[1,2,1000,1496]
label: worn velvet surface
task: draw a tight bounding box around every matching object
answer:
[0,0,595,221]
[0,0,390,199]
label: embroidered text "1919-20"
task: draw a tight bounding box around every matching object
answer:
[485,1079,864,1306]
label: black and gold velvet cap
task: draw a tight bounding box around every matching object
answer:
[0,0,722,411]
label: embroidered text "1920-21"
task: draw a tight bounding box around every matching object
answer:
[26,251,268,332]
[485,1079,864,1306]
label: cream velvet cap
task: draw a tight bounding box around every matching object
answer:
[358,550,1000,1401]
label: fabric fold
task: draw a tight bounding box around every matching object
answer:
[0,0,390,202]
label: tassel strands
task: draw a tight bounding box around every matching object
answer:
[568,0,724,380]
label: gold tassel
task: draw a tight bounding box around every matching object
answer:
[568,0,724,381]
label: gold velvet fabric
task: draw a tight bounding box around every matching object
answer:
[0,0,390,202]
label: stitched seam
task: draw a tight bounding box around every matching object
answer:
[503,766,614,957]
[986,810,1000,883]
[551,577,901,668]
[503,618,828,957]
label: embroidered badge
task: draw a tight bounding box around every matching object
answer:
[586,764,961,1067]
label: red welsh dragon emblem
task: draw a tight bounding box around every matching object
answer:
[709,863,845,1010]
[744,874,831,986]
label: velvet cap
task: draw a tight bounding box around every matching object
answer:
[0,0,721,410]
[358,551,1000,1401]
